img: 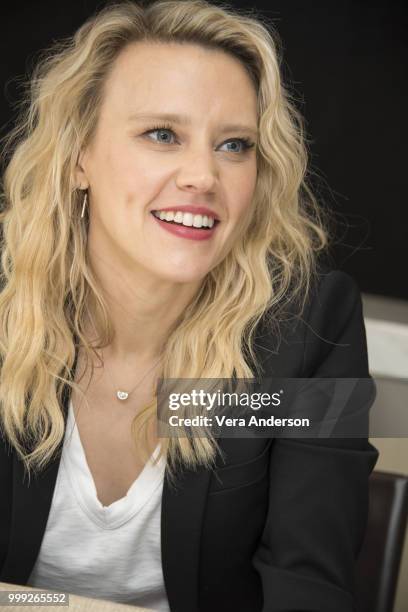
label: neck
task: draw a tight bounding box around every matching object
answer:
[81,271,203,366]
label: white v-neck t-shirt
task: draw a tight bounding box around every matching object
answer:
[27,397,170,612]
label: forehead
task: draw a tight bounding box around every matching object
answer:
[100,41,258,124]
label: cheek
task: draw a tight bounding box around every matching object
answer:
[122,158,170,209]
[95,138,163,192]
[126,150,164,179]
[85,145,128,206]
[228,171,257,221]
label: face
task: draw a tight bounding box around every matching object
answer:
[76,41,258,285]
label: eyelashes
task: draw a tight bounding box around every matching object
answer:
[142,122,255,154]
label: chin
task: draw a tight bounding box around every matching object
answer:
[154,265,211,285]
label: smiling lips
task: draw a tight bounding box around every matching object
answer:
[152,209,217,228]
[151,209,220,241]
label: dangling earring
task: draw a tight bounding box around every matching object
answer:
[80,190,87,218]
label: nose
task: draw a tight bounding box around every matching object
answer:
[175,148,218,193]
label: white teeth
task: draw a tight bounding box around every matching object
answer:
[182,212,193,226]
[153,210,218,228]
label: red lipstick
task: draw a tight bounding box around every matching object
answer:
[150,211,220,241]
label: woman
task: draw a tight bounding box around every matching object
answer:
[0,1,379,610]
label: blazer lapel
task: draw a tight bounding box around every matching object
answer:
[0,444,65,584]
[0,359,74,585]
[161,462,212,612]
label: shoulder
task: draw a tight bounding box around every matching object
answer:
[301,267,369,377]
[254,266,369,378]
[306,267,362,325]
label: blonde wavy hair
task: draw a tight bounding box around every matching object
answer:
[0,0,330,483]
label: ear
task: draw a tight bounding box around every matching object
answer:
[74,149,90,189]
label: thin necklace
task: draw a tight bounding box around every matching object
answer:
[102,346,163,402]
[86,318,163,402]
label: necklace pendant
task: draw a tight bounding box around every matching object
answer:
[117,390,129,401]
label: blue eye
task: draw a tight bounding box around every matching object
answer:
[146,127,176,144]
[221,140,253,154]
[143,124,255,154]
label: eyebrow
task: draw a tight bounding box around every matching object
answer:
[127,112,258,138]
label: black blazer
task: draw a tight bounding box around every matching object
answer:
[0,269,379,612]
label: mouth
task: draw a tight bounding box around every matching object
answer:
[151,210,220,229]
[150,210,220,241]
